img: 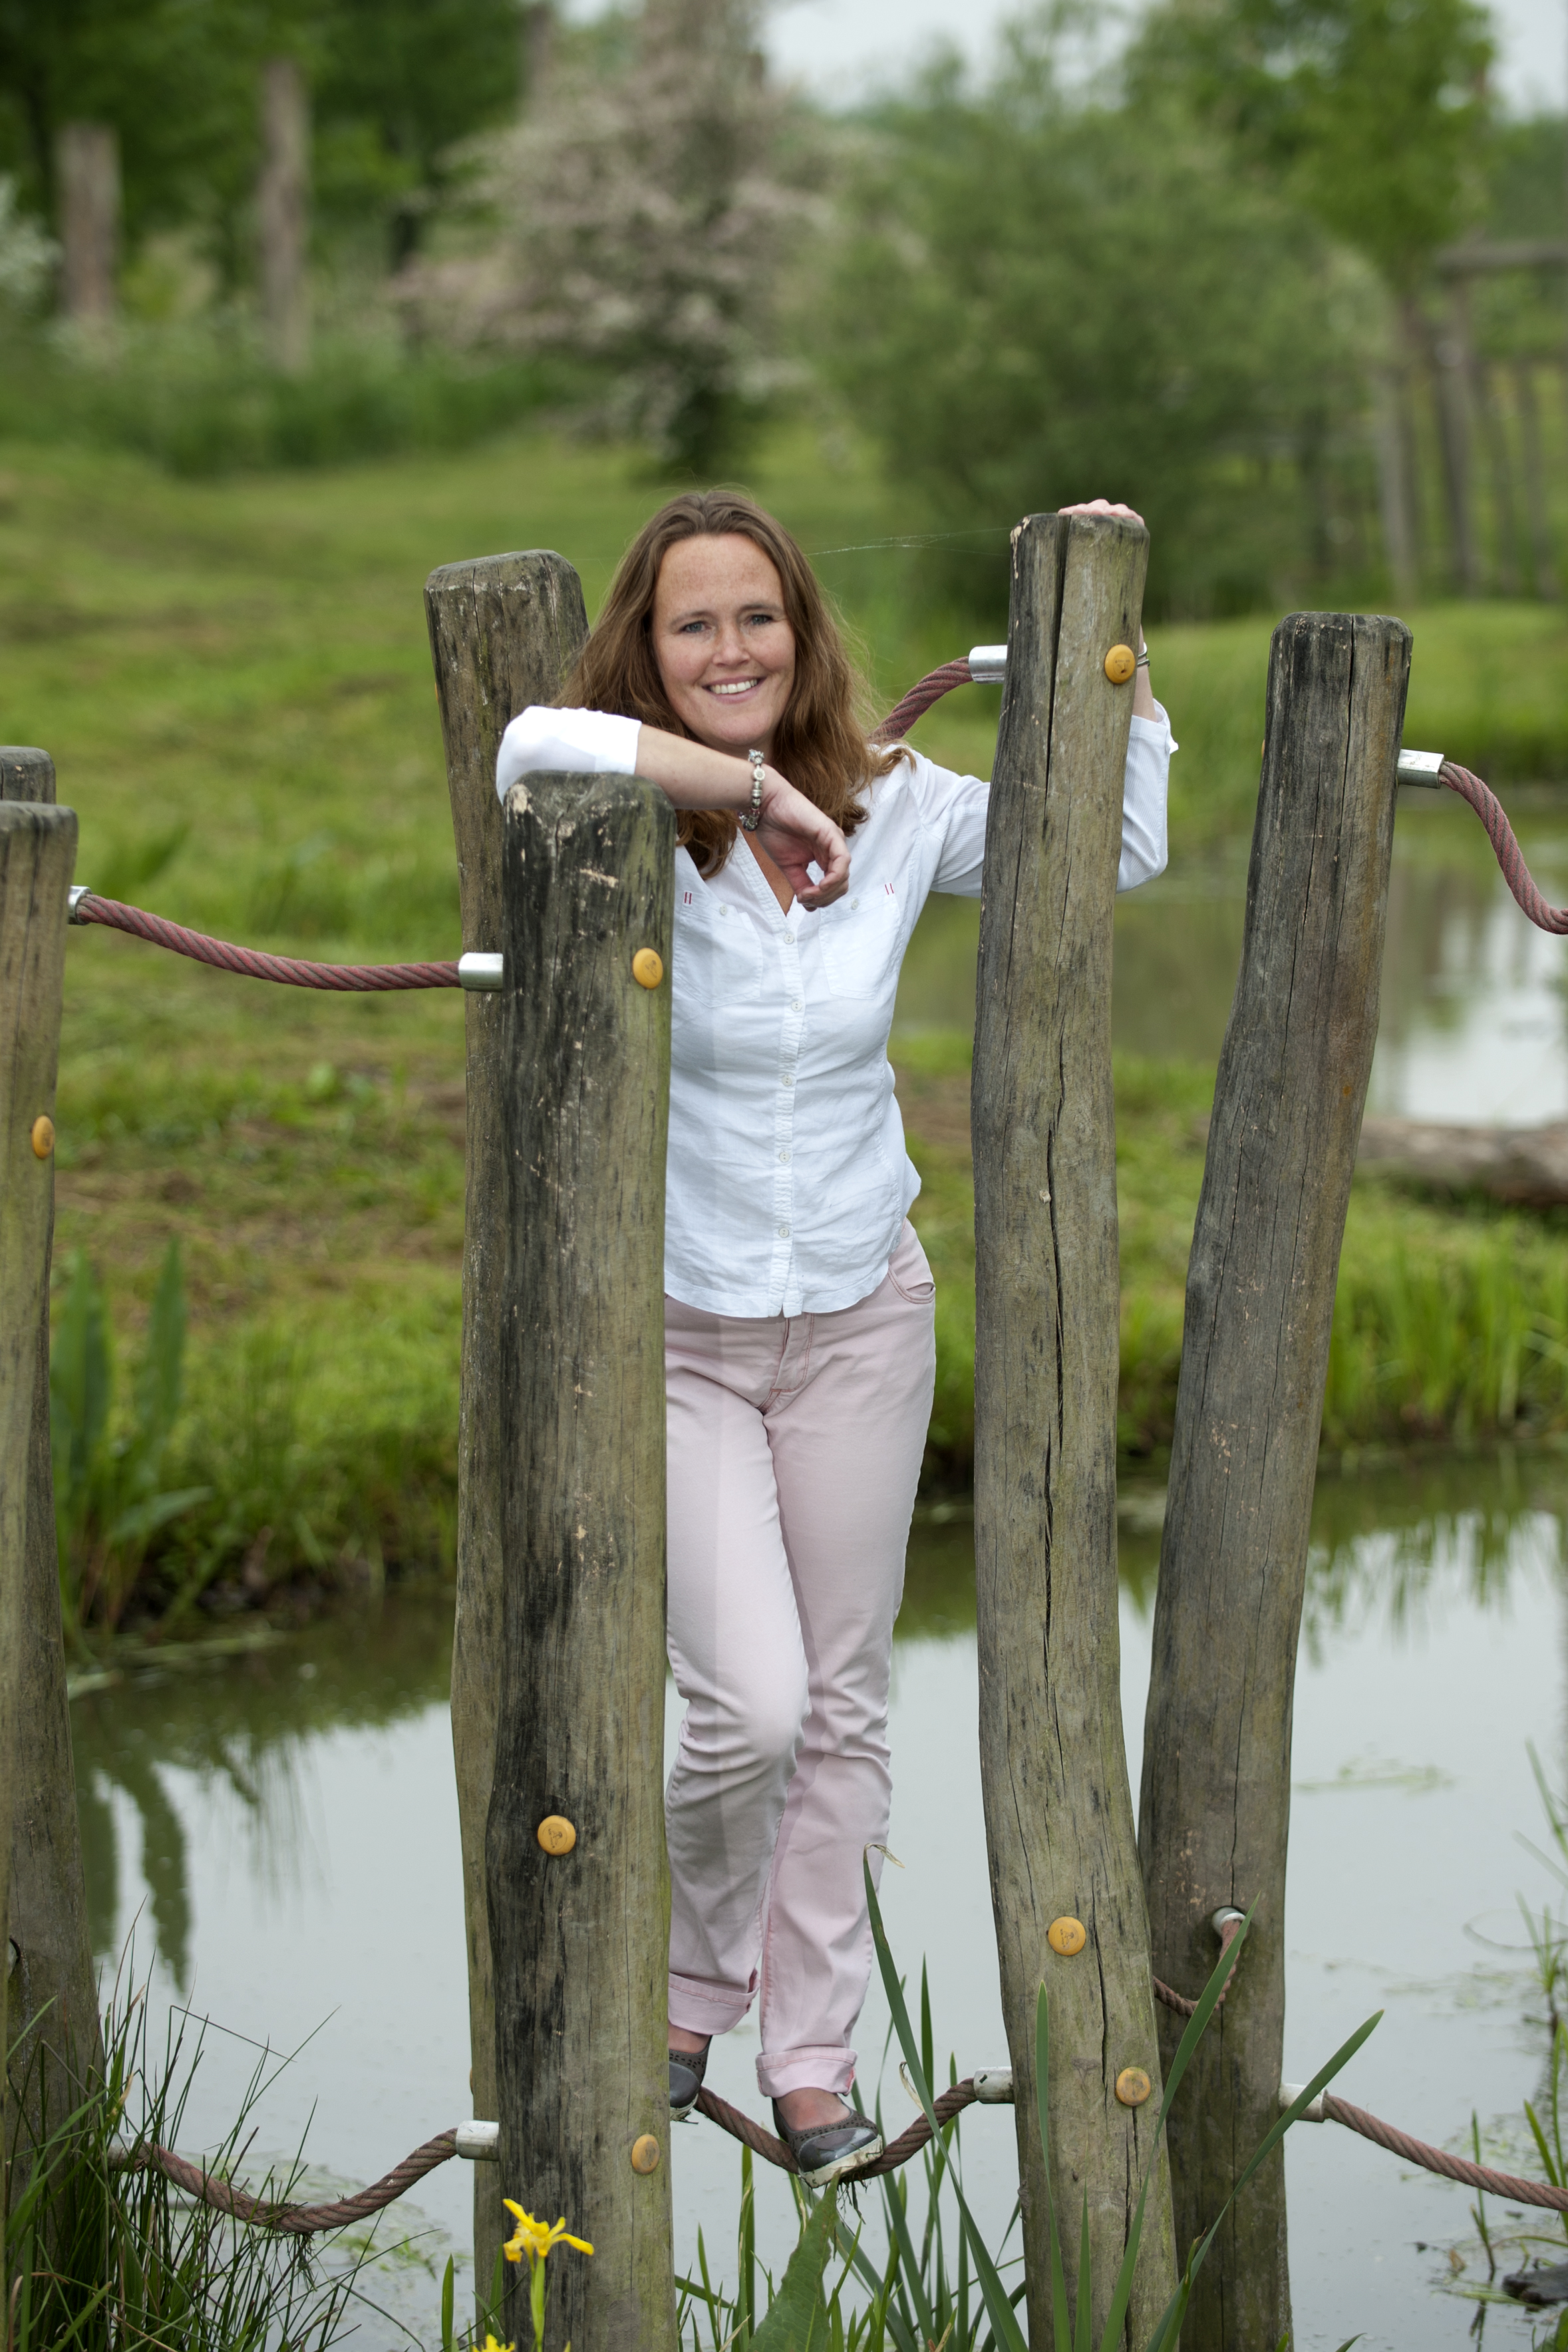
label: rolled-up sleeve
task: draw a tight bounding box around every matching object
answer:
[1118,704,1174,892]
[495,706,641,801]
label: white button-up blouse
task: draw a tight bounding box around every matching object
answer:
[496,705,1174,1317]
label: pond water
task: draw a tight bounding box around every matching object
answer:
[68,790,1568,2348]
[73,1453,1568,2352]
[898,787,1568,1126]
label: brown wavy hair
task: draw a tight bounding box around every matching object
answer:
[559,490,905,876]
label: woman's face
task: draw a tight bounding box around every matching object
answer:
[651,533,796,760]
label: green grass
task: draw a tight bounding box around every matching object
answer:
[7,426,1568,1622]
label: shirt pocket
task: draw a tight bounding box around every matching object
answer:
[819,882,903,1001]
[673,886,764,1005]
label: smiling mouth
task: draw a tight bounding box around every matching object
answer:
[708,679,762,697]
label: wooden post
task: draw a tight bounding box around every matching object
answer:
[972,512,1177,2345]
[424,554,589,2310]
[1138,613,1411,2352]
[0,754,101,2181]
[54,125,118,325]
[258,59,310,375]
[0,794,78,2162]
[488,773,675,2352]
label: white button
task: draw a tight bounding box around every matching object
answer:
[782,1074,794,1087]
[778,1224,790,1238]
[850,896,860,909]
[778,1148,790,1163]
[719,905,729,918]
[790,998,802,1011]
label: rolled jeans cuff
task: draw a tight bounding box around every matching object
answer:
[669,1970,754,2038]
[756,2043,858,2100]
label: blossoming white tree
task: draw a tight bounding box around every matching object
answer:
[402,0,811,471]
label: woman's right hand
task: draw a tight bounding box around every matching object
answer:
[755,766,849,908]
[633,725,850,907]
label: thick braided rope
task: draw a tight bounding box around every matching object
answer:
[872,659,974,743]
[1151,1914,1246,2020]
[1322,2095,1568,2212]
[75,894,461,991]
[695,2081,979,2178]
[1440,763,1568,935]
[114,2128,458,2235]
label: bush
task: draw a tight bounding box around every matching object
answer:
[0,321,560,476]
[819,35,1380,622]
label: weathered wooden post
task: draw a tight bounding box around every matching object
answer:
[1138,613,1411,2352]
[0,787,80,2154]
[0,753,101,2174]
[972,512,1177,2342]
[424,556,589,2302]
[487,773,675,2352]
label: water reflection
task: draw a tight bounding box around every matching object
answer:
[73,1603,453,1994]
[895,799,1568,1128]
[70,1462,1568,2351]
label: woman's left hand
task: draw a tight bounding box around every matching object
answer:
[1058,502,1157,718]
[1059,498,1146,525]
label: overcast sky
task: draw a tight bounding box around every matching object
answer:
[760,0,1565,111]
[567,0,1568,116]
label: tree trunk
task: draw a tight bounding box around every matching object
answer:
[1138,611,1411,2352]
[54,125,118,325]
[1372,365,1416,601]
[0,796,78,2176]
[0,753,102,2211]
[1513,361,1559,600]
[1456,283,1520,598]
[1410,293,1478,595]
[973,510,1176,2346]
[488,772,676,2352]
[522,3,555,104]
[258,60,310,376]
[424,553,589,2319]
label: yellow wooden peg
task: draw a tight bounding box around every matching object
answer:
[1046,1916,1086,1957]
[631,2134,661,2173]
[1115,2067,1153,2108]
[537,1814,577,1856]
[1103,644,1137,685]
[30,1114,54,1159]
[632,948,664,989]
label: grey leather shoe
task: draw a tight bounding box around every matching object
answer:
[771,2100,884,2188]
[669,2041,709,2120]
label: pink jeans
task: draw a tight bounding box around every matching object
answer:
[663,1222,937,2099]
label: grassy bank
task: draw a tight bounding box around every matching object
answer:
[6,429,1567,1630]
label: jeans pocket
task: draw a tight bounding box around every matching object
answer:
[887,1223,936,1305]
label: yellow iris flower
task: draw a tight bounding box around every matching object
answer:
[502,2202,595,2266]
[480,2336,515,2352]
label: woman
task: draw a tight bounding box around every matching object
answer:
[496,490,1173,2188]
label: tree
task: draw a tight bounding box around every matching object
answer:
[1134,0,1496,592]
[313,0,522,265]
[1135,0,1493,294]
[0,0,523,293]
[402,0,813,472]
[820,32,1374,618]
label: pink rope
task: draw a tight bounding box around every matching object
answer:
[1440,763,1568,935]
[73,894,460,991]
[873,659,974,742]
